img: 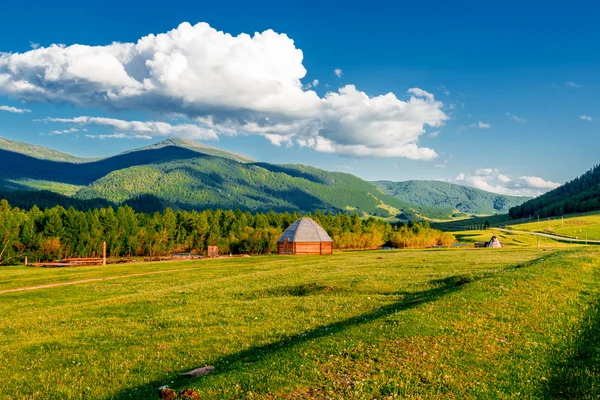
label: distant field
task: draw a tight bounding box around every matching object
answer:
[507,211,600,241]
[2,248,600,398]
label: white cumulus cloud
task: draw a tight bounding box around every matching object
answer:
[0,22,448,159]
[450,168,560,196]
[0,105,31,113]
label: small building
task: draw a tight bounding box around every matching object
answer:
[207,246,219,257]
[277,217,333,255]
[488,235,503,248]
[474,236,504,248]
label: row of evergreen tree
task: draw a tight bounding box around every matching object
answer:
[509,164,600,218]
[0,200,455,265]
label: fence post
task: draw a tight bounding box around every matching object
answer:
[103,241,107,266]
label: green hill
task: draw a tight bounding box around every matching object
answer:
[373,180,530,218]
[0,137,416,216]
[0,137,533,218]
[0,136,90,163]
[74,156,416,215]
[509,164,600,218]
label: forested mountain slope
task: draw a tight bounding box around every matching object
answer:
[0,137,414,216]
[373,180,529,217]
[510,164,600,218]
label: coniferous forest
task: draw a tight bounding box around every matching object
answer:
[509,164,600,218]
[0,200,455,265]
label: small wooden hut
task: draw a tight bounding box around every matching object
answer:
[277,217,333,255]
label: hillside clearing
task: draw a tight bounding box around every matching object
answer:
[2,248,600,398]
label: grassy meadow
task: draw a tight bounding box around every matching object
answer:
[2,246,600,399]
[452,229,574,248]
[506,211,600,241]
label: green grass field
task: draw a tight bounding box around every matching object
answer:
[2,248,600,399]
[506,211,600,241]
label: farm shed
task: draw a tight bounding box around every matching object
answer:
[277,217,333,255]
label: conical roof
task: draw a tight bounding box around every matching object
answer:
[278,218,333,243]
[488,235,502,248]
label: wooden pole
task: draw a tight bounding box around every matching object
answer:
[25,256,28,266]
[103,241,107,266]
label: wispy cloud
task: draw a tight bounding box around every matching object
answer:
[506,112,525,123]
[86,133,153,140]
[565,81,582,88]
[434,159,449,169]
[334,68,343,78]
[437,85,450,96]
[40,116,219,140]
[0,105,31,114]
[469,121,491,129]
[49,127,79,135]
[580,115,593,121]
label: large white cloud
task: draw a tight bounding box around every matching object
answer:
[0,22,447,159]
[450,168,561,197]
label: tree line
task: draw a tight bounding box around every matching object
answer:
[0,200,455,265]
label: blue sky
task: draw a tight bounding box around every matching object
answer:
[0,0,598,196]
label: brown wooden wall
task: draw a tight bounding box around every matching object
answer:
[277,241,333,255]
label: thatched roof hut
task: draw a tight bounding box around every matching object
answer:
[277,217,333,255]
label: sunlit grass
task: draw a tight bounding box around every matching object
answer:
[508,211,600,241]
[1,248,599,398]
[453,229,574,248]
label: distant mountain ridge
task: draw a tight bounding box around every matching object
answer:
[372,180,530,217]
[121,138,254,163]
[0,136,90,163]
[0,137,414,216]
[0,136,529,218]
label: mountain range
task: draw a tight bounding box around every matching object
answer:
[372,180,530,217]
[0,137,531,219]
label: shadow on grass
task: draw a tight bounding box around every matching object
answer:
[545,293,600,398]
[112,273,486,399]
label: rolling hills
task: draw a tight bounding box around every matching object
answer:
[0,138,415,216]
[0,137,531,218]
[372,180,530,218]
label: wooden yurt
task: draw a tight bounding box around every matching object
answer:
[277,217,333,255]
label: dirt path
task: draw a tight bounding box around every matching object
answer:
[0,266,208,295]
